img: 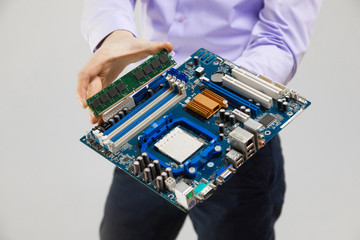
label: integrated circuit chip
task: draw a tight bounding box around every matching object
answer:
[142,65,153,75]
[134,70,145,80]
[151,59,161,69]
[155,127,204,164]
[107,87,118,98]
[258,113,276,127]
[90,99,102,109]
[99,93,110,104]
[159,53,170,64]
[116,82,127,93]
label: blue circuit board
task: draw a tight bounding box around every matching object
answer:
[80,48,311,212]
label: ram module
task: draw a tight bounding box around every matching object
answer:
[87,50,175,117]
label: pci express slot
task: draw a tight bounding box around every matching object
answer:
[87,50,175,117]
[201,78,260,116]
[231,67,285,99]
[106,85,187,153]
[222,75,273,109]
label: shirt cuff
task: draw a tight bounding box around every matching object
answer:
[233,44,296,85]
[86,11,138,52]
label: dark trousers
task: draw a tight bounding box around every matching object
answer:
[100,135,285,240]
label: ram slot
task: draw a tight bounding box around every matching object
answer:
[222,75,273,109]
[107,86,187,153]
[105,88,173,140]
[232,68,285,99]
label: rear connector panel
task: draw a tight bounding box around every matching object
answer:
[80,48,311,212]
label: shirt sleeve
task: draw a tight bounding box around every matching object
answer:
[234,0,322,84]
[81,0,137,51]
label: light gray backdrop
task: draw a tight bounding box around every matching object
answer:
[0,0,359,239]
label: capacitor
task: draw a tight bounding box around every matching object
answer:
[113,114,121,122]
[118,111,125,119]
[277,99,283,110]
[282,101,289,112]
[229,114,236,125]
[136,156,145,171]
[141,152,150,166]
[122,107,128,115]
[219,123,225,133]
[165,167,173,178]
[285,95,290,102]
[156,176,164,191]
[108,118,115,126]
[153,159,161,175]
[248,98,254,103]
[144,168,152,183]
[148,163,156,179]
[219,109,226,120]
[226,147,232,152]
[194,56,199,65]
[256,103,261,108]
[161,171,168,181]
[224,111,230,122]
[133,161,140,176]
[147,89,154,97]
[240,106,246,112]
[219,133,225,141]
[245,108,251,117]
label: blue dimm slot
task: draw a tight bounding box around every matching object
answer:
[202,80,260,116]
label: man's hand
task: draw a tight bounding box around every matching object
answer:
[77,30,173,124]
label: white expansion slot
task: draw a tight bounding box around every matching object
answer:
[106,86,187,153]
[222,75,273,109]
[232,67,285,100]
[231,109,250,123]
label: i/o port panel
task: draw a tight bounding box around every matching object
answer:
[80,48,311,211]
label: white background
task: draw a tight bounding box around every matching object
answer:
[0,0,359,239]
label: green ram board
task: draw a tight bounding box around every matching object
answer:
[87,50,175,117]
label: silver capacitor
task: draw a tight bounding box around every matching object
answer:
[133,161,140,176]
[136,156,145,171]
[141,152,150,166]
[156,176,164,191]
[240,106,246,112]
[165,167,173,178]
[153,159,161,175]
[245,108,251,117]
[161,171,168,181]
[144,168,152,183]
[148,163,156,179]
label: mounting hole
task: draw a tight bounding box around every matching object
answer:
[213,61,219,65]
[207,162,214,168]
[189,167,196,174]
[265,130,271,135]
[287,112,293,116]
[169,194,175,199]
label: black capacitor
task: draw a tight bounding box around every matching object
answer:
[122,107,128,115]
[219,133,225,141]
[137,156,145,171]
[229,114,236,125]
[147,89,154,97]
[148,163,156,179]
[113,114,121,122]
[256,103,261,108]
[156,176,164,191]
[100,122,111,131]
[133,161,140,176]
[144,168,152,183]
[285,95,290,102]
[226,147,232,152]
[240,106,246,112]
[108,118,116,126]
[224,111,230,122]
[219,123,225,133]
[153,159,161,175]
[248,98,254,103]
[282,101,289,112]
[161,171,168,181]
[219,109,226,120]
[141,152,150,166]
[277,99,283,110]
[194,56,199,65]
[245,108,251,117]
[118,111,125,119]
[165,167,173,178]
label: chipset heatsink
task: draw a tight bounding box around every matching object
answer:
[154,127,204,164]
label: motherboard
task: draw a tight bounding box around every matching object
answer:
[80,48,310,211]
